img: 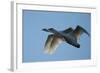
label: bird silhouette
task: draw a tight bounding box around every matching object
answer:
[42,25,90,54]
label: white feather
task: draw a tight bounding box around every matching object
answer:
[44,35,63,54]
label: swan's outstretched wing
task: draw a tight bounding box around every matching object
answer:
[44,34,54,54]
[73,25,90,40]
[62,27,73,33]
[44,34,63,54]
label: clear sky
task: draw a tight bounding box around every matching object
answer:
[22,10,91,62]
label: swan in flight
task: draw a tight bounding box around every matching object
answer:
[42,25,90,54]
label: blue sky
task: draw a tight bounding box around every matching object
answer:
[22,10,91,62]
